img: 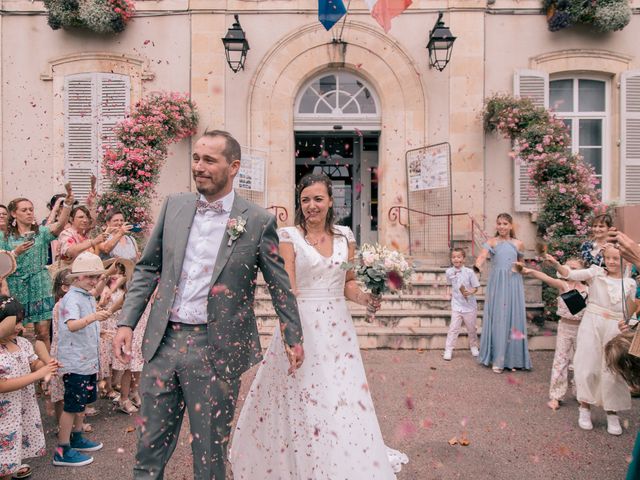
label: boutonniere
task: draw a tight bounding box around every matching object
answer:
[226,216,247,246]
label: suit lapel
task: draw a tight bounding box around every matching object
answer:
[173,193,198,276]
[209,195,249,287]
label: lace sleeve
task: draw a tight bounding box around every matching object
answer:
[343,226,356,244]
[277,227,293,243]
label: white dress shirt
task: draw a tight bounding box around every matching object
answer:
[445,266,480,313]
[169,190,235,324]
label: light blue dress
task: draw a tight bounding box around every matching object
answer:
[478,240,532,370]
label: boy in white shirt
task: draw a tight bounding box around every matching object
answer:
[444,248,480,360]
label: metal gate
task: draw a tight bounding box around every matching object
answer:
[404,142,452,256]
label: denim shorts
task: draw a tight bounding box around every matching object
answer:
[63,373,97,413]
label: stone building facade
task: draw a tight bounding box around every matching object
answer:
[1,0,639,256]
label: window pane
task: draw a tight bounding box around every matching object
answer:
[580,148,602,175]
[355,88,376,114]
[550,79,573,112]
[339,93,359,114]
[318,75,336,95]
[337,73,362,96]
[579,119,602,147]
[579,80,605,112]
[298,89,318,113]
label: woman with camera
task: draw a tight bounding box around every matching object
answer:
[0,190,74,349]
[96,210,139,262]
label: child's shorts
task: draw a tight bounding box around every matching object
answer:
[63,373,97,413]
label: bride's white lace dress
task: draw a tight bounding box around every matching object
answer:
[229,225,408,479]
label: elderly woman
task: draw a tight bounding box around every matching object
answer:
[97,210,139,262]
[56,206,107,267]
[0,191,74,349]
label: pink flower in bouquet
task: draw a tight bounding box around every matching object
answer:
[362,251,376,267]
[387,270,404,291]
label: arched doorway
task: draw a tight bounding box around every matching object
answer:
[293,71,381,243]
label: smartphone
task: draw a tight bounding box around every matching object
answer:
[22,231,35,241]
[130,224,142,233]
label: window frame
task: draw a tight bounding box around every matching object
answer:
[549,74,611,201]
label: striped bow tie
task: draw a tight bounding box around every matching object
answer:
[196,199,225,215]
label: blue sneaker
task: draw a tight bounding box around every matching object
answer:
[52,445,94,467]
[70,432,103,452]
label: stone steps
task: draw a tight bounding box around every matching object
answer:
[253,263,549,350]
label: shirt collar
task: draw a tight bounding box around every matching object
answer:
[70,286,92,297]
[198,190,235,214]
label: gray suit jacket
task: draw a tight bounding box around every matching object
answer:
[118,192,303,380]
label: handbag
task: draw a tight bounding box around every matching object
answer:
[560,289,587,316]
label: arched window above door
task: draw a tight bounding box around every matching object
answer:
[294,72,381,130]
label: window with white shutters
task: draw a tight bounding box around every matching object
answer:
[64,73,130,201]
[621,70,640,205]
[513,69,549,212]
[550,76,608,200]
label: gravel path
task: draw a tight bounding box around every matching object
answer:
[29,350,637,479]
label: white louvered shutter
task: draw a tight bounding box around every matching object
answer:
[513,69,549,212]
[621,70,640,205]
[65,74,96,202]
[64,73,130,201]
[98,74,130,192]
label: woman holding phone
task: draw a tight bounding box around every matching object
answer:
[96,210,139,262]
[0,187,74,349]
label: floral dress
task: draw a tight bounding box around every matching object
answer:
[580,240,604,267]
[49,303,64,404]
[99,289,124,379]
[0,337,46,476]
[0,228,56,324]
[57,227,89,267]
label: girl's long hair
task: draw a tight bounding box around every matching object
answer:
[7,198,39,239]
[605,332,640,390]
[294,174,338,237]
[495,212,516,238]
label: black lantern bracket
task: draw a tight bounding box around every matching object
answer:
[426,12,456,72]
[222,14,250,73]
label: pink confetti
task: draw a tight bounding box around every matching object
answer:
[510,328,526,340]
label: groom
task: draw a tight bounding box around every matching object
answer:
[113,130,304,480]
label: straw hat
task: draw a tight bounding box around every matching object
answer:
[103,257,135,283]
[67,252,107,278]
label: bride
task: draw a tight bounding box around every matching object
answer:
[229,174,408,479]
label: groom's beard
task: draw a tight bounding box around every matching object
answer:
[193,171,230,198]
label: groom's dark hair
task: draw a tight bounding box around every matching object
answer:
[203,129,242,164]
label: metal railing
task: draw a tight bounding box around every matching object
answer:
[388,206,489,256]
[266,205,289,224]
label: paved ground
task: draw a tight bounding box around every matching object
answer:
[29,350,638,479]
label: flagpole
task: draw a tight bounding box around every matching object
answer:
[337,0,352,42]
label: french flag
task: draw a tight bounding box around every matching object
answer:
[318,0,347,31]
[365,0,412,32]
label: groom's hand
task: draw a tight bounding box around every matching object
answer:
[284,343,304,375]
[113,326,133,364]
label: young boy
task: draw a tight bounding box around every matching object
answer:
[444,248,480,361]
[53,252,110,467]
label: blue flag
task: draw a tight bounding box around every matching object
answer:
[318,0,347,31]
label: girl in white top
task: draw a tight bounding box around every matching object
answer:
[555,245,636,435]
[518,256,587,410]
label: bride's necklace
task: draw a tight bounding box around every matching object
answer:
[304,234,322,246]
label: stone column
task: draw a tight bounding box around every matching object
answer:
[447,1,486,237]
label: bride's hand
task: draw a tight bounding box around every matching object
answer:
[284,343,304,375]
[366,293,382,312]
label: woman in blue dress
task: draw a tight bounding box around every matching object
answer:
[474,213,532,373]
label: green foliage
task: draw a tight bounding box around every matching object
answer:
[544,0,631,33]
[44,0,134,34]
[484,94,605,320]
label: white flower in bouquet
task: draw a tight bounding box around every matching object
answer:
[342,243,414,323]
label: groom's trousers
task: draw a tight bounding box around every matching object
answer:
[133,323,240,480]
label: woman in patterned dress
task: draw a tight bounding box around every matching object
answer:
[0,192,74,350]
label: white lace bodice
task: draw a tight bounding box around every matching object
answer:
[278,225,355,298]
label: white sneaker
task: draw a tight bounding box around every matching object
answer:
[443,350,452,361]
[607,414,623,435]
[470,346,480,357]
[578,407,593,430]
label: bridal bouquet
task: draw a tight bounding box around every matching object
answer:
[343,243,414,323]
